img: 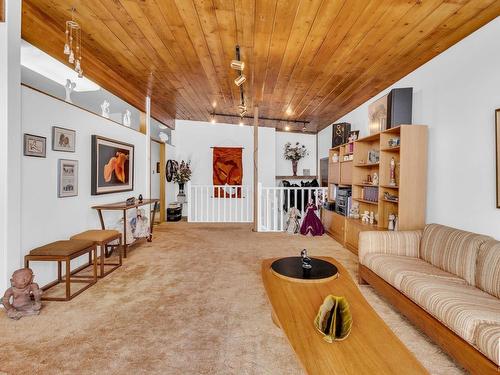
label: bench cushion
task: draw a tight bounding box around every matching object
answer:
[70,229,121,243]
[401,274,500,343]
[362,253,465,290]
[29,240,95,256]
[420,224,491,285]
[476,240,500,298]
[474,323,500,366]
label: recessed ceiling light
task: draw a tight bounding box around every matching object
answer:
[212,101,217,108]
[234,74,246,86]
[286,107,293,116]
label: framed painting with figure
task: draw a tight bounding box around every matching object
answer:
[52,126,75,152]
[496,109,500,207]
[91,135,134,195]
[23,134,46,157]
[58,159,78,198]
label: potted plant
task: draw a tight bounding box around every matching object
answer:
[284,142,308,176]
[173,160,192,203]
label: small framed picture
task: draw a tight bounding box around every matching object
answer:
[23,134,46,157]
[52,126,76,152]
[58,159,78,198]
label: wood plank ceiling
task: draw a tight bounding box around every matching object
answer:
[22,0,500,132]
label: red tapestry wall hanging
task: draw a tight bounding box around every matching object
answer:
[213,147,243,198]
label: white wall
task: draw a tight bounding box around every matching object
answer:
[0,0,22,293]
[275,132,317,177]
[21,86,147,286]
[322,17,500,237]
[175,119,276,188]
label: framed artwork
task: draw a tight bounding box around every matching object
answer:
[23,134,46,157]
[496,109,500,208]
[368,94,388,134]
[52,126,76,152]
[58,159,78,198]
[91,135,134,195]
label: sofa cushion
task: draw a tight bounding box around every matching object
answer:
[474,323,500,366]
[401,274,500,343]
[362,253,465,290]
[476,240,500,298]
[420,224,491,285]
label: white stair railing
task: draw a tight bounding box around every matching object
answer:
[187,183,252,223]
[258,184,327,232]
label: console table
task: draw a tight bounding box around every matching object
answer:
[92,199,159,258]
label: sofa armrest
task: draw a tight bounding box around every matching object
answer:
[358,230,422,265]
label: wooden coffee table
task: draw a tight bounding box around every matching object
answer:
[262,257,428,375]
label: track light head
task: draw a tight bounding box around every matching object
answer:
[239,109,247,117]
[234,74,246,86]
[231,60,245,71]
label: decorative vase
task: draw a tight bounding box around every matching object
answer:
[292,160,298,176]
[177,182,186,203]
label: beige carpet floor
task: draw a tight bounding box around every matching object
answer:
[0,223,464,375]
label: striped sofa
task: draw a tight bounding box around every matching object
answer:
[358,224,500,374]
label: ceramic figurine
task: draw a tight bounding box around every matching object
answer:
[130,208,150,239]
[372,172,379,186]
[2,268,42,320]
[369,211,375,225]
[394,215,399,231]
[285,207,301,234]
[300,202,325,236]
[388,213,396,230]
[100,100,110,118]
[138,194,143,203]
[64,79,76,103]
[332,153,339,163]
[301,249,312,269]
[389,157,397,186]
[361,211,370,224]
[123,109,131,127]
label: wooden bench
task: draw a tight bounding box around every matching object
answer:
[25,240,97,301]
[262,257,428,375]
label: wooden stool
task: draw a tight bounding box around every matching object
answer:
[70,230,122,278]
[25,240,97,301]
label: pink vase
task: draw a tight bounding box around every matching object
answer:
[292,160,298,176]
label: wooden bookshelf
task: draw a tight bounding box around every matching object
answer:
[322,125,428,253]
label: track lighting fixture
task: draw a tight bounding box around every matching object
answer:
[230,60,245,71]
[286,107,293,116]
[234,74,246,86]
[239,109,247,117]
[210,112,216,124]
[302,123,307,132]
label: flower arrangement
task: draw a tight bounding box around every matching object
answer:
[173,160,192,184]
[284,142,308,161]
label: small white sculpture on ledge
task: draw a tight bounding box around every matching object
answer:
[64,79,76,103]
[158,132,169,143]
[372,172,379,186]
[100,100,110,118]
[123,109,131,127]
[361,211,370,224]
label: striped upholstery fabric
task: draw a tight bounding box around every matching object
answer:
[420,224,492,286]
[401,274,500,343]
[474,323,500,366]
[362,253,465,290]
[358,230,422,264]
[476,241,500,298]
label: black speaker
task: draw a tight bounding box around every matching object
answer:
[387,88,412,129]
[332,122,351,147]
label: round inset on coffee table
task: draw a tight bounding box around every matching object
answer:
[270,257,338,283]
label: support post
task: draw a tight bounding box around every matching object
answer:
[253,107,259,231]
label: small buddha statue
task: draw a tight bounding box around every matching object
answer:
[2,268,42,320]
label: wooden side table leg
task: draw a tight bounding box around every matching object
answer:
[65,257,71,301]
[148,202,158,242]
[99,242,104,277]
[57,261,62,282]
[119,236,123,266]
[97,209,105,230]
[25,258,29,269]
[123,209,128,258]
[93,247,98,282]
